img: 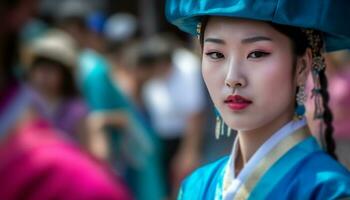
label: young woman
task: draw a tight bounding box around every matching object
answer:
[165,0,350,199]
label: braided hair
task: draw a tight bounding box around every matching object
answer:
[315,40,337,159]
[319,62,337,159]
[303,30,337,159]
[198,17,337,159]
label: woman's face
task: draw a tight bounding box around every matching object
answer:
[29,60,64,96]
[202,17,301,131]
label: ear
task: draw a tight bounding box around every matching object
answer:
[296,48,312,85]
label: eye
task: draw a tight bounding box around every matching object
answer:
[205,52,225,60]
[247,51,270,59]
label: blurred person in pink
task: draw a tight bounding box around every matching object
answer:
[0,0,133,199]
[24,29,88,142]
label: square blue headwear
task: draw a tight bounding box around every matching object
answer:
[166,0,350,52]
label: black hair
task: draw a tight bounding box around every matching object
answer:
[1,17,19,89]
[199,17,337,159]
[1,31,18,84]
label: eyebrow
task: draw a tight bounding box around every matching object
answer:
[204,38,225,44]
[204,36,272,45]
[241,36,272,44]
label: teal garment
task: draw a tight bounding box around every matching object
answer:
[178,137,350,200]
[165,0,350,52]
[78,49,128,110]
[78,49,166,200]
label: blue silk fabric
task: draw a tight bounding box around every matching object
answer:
[178,137,350,200]
[166,0,350,52]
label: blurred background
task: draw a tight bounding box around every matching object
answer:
[1,0,350,200]
[0,0,233,199]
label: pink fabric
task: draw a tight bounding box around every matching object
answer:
[328,69,350,139]
[306,67,350,140]
[0,118,133,200]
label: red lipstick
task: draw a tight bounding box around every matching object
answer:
[224,95,252,111]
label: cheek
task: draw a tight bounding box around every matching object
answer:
[52,76,62,85]
[253,58,295,106]
[202,60,225,106]
[30,70,46,83]
[44,71,63,88]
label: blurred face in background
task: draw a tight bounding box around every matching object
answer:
[152,59,173,80]
[135,64,157,84]
[29,58,65,97]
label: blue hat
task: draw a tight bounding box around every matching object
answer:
[166,0,350,52]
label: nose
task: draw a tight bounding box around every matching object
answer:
[224,61,246,89]
[225,81,243,88]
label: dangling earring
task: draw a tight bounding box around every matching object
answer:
[215,110,232,139]
[295,84,306,119]
[226,124,232,137]
[196,22,202,39]
[215,115,222,139]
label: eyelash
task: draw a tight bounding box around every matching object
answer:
[205,52,224,60]
[204,50,271,60]
[247,51,270,59]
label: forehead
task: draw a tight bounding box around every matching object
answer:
[204,17,284,41]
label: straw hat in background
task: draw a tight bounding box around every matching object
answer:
[26,29,78,69]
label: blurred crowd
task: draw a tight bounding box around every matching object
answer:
[1,0,232,199]
[1,0,350,200]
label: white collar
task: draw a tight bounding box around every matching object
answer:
[222,118,307,199]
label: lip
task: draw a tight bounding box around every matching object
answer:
[224,95,252,111]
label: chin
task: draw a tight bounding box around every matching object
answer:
[224,114,273,132]
[224,117,255,131]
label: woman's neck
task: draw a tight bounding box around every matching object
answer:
[237,112,294,165]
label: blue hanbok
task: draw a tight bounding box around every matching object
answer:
[178,119,350,200]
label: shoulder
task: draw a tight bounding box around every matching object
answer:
[179,156,228,199]
[307,152,350,183]
[184,156,229,183]
[291,151,350,198]
[258,146,350,199]
[299,151,350,180]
